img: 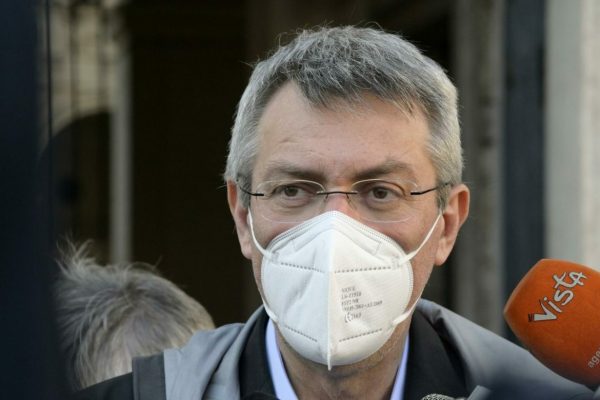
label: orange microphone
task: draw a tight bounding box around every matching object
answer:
[504,259,600,388]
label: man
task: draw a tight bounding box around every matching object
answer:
[76,26,592,399]
[55,242,214,390]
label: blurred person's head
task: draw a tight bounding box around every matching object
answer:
[54,242,214,390]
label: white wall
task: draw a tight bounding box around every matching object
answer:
[546,0,600,270]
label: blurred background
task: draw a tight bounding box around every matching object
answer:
[2,0,599,396]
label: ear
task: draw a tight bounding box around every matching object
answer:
[435,183,470,266]
[227,181,253,260]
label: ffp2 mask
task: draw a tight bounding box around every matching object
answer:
[248,210,441,369]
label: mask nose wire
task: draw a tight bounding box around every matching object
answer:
[250,207,442,261]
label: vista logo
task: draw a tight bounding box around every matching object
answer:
[528,271,587,322]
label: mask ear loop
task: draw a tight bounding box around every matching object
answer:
[392,212,442,326]
[247,211,270,258]
[402,212,442,263]
[247,211,281,324]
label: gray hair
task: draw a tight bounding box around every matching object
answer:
[54,242,215,390]
[224,25,462,208]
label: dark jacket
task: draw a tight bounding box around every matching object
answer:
[75,300,593,400]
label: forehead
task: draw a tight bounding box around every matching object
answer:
[253,83,433,185]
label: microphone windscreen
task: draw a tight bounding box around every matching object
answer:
[504,259,600,386]
[420,395,457,400]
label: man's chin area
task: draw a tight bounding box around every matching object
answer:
[297,349,399,381]
[326,354,390,379]
[279,323,409,380]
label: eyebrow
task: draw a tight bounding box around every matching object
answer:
[261,159,417,183]
[352,160,417,182]
[261,161,326,182]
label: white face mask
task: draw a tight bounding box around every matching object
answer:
[248,210,441,370]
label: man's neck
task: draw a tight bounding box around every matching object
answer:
[276,322,410,400]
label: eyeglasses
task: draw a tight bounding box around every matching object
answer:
[239,179,449,223]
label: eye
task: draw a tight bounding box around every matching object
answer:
[353,180,413,211]
[264,181,322,203]
[358,181,405,201]
[273,184,308,198]
[371,186,392,200]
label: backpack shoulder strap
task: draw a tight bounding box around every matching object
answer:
[132,353,166,400]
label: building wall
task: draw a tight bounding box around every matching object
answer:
[44,0,600,328]
[546,0,600,270]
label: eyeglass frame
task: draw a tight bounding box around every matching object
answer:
[237,178,450,222]
[239,180,449,197]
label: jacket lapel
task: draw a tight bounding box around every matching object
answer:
[403,309,469,400]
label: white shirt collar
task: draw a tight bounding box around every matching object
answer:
[265,318,410,400]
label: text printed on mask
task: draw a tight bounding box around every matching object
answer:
[340,285,383,323]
